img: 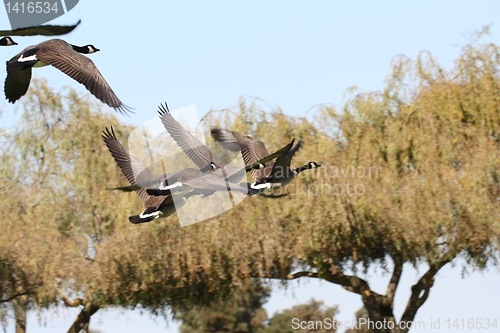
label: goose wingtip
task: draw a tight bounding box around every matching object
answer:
[115,103,135,115]
[157,102,171,116]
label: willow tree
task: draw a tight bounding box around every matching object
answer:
[0,79,260,332]
[0,79,146,332]
[129,36,499,333]
[0,84,76,332]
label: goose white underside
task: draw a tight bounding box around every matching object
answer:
[139,210,163,219]
[250,178,294,191]
[17,54,48,67]
[250,182,273,190]
[139,196,189,220]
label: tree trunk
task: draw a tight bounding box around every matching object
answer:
[362,297,399,333]
[66,303,100,333]
[12,295,28,333]
[359,262,445,333]
[276,258,448,333]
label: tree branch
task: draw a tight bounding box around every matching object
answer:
[0,275,42,303]
[66,302,100,333]
[262,269,380,299]
[386,258,403,305]
[400,261,447,324]
[285,271,318,279]
[0,290,30,303]
[56,288,84,308]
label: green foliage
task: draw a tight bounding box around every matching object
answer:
[258,299,338,333]
[0,79,140,322]
[176,280,269,333]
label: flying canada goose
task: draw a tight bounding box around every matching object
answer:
[102,126,193,224]
[5,38,131,114]
[0,37,17,46]
[111,103,290,199]
[0,20,81,37]
[103,126,255,223]
[210,129,279,182]
[115,166,260,197]
[157,103,294,186]
[211,129,321,190]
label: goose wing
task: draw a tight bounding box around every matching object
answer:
[4,63,31,103]
[183,173,254,195]
[157,103,226,169]
[0,20,81,37]
[112,172,178,192]
[211,129,296,181]
[35,40,131,114]
[268,140,302,179]
[211,129,271,163]
[113,169,184,193]
[102,126,169,209]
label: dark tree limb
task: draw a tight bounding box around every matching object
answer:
[385,258,403,306]
[66,302,100,333]
[259,258,448,333]
[57,287,85,308]
[400,261,447,326]
[277,269,386,303]
[0,290,30,303]
[57,288,100,333]
[12,294,28,333]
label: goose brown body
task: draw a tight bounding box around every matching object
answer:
[5,38,131,114]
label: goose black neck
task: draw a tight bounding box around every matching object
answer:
[295,163,314,174]
[71,45,89,54]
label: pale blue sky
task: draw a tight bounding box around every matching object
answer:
[1,1,500,332]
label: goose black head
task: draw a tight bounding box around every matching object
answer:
[86,45,100,54]
[308,161,321,169]
[0,37,18,46]
[210,161,220,171]
[200,161,220,173]
[71,44,100,54]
